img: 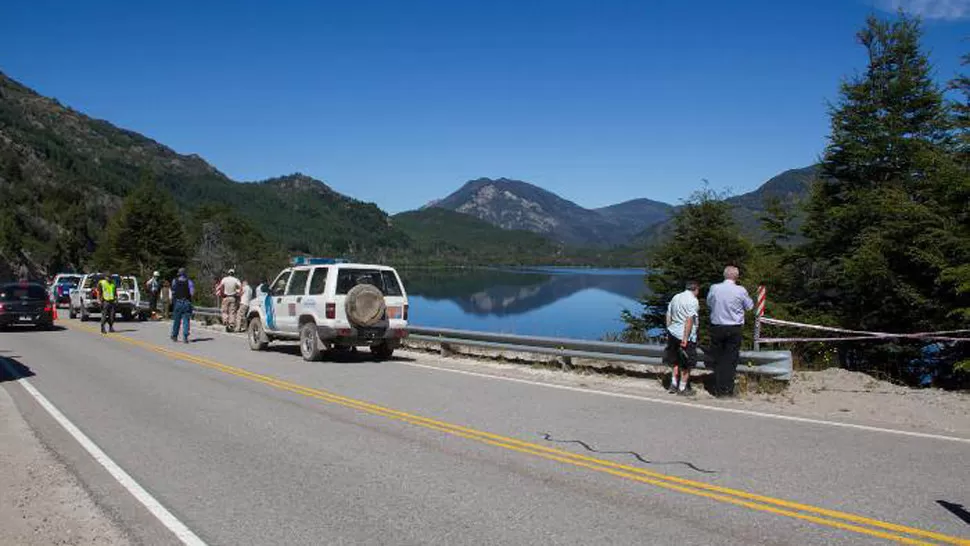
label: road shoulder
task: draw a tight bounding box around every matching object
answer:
[0,381,131,546]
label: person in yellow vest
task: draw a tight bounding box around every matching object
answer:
[98,273,118,334]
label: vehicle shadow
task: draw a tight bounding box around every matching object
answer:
[0,325,67,333]
[0,357,35,383]
[264,344,415,363]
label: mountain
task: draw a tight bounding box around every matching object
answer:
[432,177,667,246]
[594,198,674,234]
[725,165,818,238]
[631,165,819,247]
[0,71,405,275]
[391,208,565,265]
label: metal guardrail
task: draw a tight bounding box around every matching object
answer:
[408,326,793,381]
[142,303,792,380]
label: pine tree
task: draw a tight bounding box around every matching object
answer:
[93,173,188,277]
[622,186,751,342]
[800,14,965,374]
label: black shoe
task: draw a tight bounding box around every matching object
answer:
[109,327,115,333]
[170,336,177,342]
[183,338,190,344]
[100,326,106,334]
[678,388,696,397]
[668,384,679,394]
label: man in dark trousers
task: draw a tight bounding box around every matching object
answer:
[170,268,195,343]
[706,266,754,397]
[97,273,117,334]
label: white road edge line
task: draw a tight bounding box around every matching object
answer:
[0,358,208,546]
[397,358,970,445]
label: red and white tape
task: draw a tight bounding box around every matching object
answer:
[757,317,970,344]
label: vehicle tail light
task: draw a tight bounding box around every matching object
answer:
[0,303,5,312]
[325,303,336,319]
[403,304,409,321]
[44,299,53,313]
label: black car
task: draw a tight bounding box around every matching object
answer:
[0,282,55,329]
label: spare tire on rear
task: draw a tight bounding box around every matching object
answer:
[345,284,385,327]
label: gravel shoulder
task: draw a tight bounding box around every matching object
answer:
[0,383,130,546]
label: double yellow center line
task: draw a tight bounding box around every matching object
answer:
[72,323,969,545]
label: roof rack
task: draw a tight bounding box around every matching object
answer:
[290,257,348,266]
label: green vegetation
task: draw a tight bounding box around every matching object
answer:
[624,14,970,387]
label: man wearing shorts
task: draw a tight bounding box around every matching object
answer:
[665,280,700,396]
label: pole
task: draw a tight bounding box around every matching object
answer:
[754,285,766,351]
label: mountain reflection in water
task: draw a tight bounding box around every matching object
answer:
[399,267,648,340]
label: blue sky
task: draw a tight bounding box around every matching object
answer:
[2,0,969,213]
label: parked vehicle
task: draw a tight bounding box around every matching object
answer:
[70,274,141,321]
[70,273,102,321]
[246,258,409,361]
[0,282,55,330]
[49,273,82,308]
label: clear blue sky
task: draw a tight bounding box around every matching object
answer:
[2,0,969,213]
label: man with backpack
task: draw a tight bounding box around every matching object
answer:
[170,268,195,343]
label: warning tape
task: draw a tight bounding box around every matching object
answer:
[757,317,970,344]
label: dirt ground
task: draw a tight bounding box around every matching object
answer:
[0,386,130,546]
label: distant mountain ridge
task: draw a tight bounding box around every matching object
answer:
[432,177,673,246]
[428,167,817,247]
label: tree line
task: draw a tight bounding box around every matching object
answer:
[623,14,970,388]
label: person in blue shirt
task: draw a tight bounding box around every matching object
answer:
[706,266,755,397]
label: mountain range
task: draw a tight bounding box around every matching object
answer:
[0,70,816,275]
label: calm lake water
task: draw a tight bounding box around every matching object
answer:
[399,267,648,340]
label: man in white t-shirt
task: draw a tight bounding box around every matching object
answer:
[217,269,242,331]
[235,279,254,333]
[665,280,700,396]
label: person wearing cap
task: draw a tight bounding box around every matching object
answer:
[170,268,195,343]
[145,270,161,319]
[97,273,118,334]
[217,268,242,332]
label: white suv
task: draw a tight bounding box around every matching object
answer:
[246,259,409,361]
[69,274,141,321]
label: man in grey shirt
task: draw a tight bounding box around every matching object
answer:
[706,266,754,397]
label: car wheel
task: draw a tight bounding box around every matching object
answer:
[371,342,394,361]
[80,308,89,322]
[121,309,132,321]
[248,317,268,351]
[69,306,77,319]
[300,322,323,362]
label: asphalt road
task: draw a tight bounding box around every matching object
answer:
[1,318,968,545]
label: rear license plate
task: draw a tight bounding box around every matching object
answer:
[18,316,32,322]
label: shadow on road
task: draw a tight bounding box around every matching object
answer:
[0,357,35,383]
[264,343,415,363]
[189,337,214,343]
[0,325,67,333]
[938,500,970,526]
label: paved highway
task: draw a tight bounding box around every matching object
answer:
[1,318,968,545]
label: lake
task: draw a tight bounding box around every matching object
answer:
[399,267,648,340]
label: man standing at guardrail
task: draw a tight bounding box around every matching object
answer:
[665,280,700,396]
[170,268,195,343]
[707,266,754,397]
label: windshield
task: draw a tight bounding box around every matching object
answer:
[335,269,403,296]
[58,275,81,285]
[1,284,47,301]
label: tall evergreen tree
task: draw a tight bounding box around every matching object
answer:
[93,173,188,277]
[799,14,966,373]
[622,186,750,342]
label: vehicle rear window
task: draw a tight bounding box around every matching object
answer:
[335,269,402,296]
[0,284,47,300]
[286,269,310,296]
[121,277,136,291]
